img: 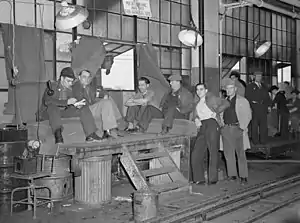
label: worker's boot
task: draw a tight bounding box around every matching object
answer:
[54,127,64,144]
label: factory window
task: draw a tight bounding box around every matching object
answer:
[222,1,296,86]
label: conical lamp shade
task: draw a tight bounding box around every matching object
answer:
[178,29,203,48]
[255,40,271,57]
[56,2,89,30]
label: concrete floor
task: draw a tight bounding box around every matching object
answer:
[1,161,300,223]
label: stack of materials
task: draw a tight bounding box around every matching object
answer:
[0,124,28,214]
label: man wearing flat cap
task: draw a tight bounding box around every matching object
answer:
[38,67,102,144]
[245,71,271,144]
[159,74,194,135]
[221,78,252,184]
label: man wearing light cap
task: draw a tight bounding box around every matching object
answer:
[221,78,252,184]
[245,71,271,144]
[159,74,194,135]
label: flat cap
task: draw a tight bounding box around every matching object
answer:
[168,74,182,81]
[222,77,236,87]
[60,67,76,79]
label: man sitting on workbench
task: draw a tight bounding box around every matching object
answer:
[72,69,124,139]
[124,77,163,133]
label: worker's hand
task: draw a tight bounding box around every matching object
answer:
[67,98,77,105]
[195,118,202,128]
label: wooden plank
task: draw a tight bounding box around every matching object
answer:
[120,145,149,191]
[58,134,189,158]
[250,139,299,149]
[135,152,166,161]
[143,167,175,177]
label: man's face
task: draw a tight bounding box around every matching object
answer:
[271,89,277,96]
[226,85,237,97]
[79,70,92,86]
[170,80,181,91]
[292,93,297,100]
[230,75,237,81]
[255,74,262,82]
[61,76,74,89]
[196,85,207,98]
[138,80,148,93]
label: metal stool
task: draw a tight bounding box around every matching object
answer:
[10,172,53,219]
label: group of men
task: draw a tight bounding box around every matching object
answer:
[231,70,298,141]
[190,77,251,186]
[190,70,300,187]
[38,67,194,144]
[41,65,295,187]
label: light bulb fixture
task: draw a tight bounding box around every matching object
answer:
[178,17,203,49]
[254,40,271,57]
[55,0,89,30]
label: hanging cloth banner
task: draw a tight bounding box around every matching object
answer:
[122,0,152,18]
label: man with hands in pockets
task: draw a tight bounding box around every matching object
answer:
[221,78,252,185]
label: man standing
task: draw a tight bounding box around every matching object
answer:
[288,90,300,135]
[159,75,194,135]
[125,77,163,133]
[190,83,229,185]
[39,67,102,144]
[72,70,123,139]
[270,85,289,139]
[245,71,271,144]
[222,78,252,184]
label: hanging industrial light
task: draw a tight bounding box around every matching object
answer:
[55,0,89,30]
[253,32,271,58]
[178,16,203,49]
[254,40,271,57]
[178,29,203,49]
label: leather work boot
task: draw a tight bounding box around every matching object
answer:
[86,132,104,142]
[54,128,64,144]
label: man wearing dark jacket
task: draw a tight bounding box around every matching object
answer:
[245,71,271,144]
[159,74,194,135]
[270,85,289,139]
[38,67,102,144]
[72,70,123,138]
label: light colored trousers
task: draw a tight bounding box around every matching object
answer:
[89,98,122,136]
[221,125,248,178]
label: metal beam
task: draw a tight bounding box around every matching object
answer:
[279,0,300,8]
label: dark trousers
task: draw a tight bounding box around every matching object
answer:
[251,104,268,144]
[162,106,187,129]
[221,125,248,178]
[125,105,163,130]
[47,104,96,136]
[190,119,220,183]
[279,112,289,139]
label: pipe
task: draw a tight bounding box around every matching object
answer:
[248,159,300,163]
[240,194,300,223]
[244,0,299,18]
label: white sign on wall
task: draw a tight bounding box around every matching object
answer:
[122,0,152,18]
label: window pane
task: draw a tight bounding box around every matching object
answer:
[0,59,8,89]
